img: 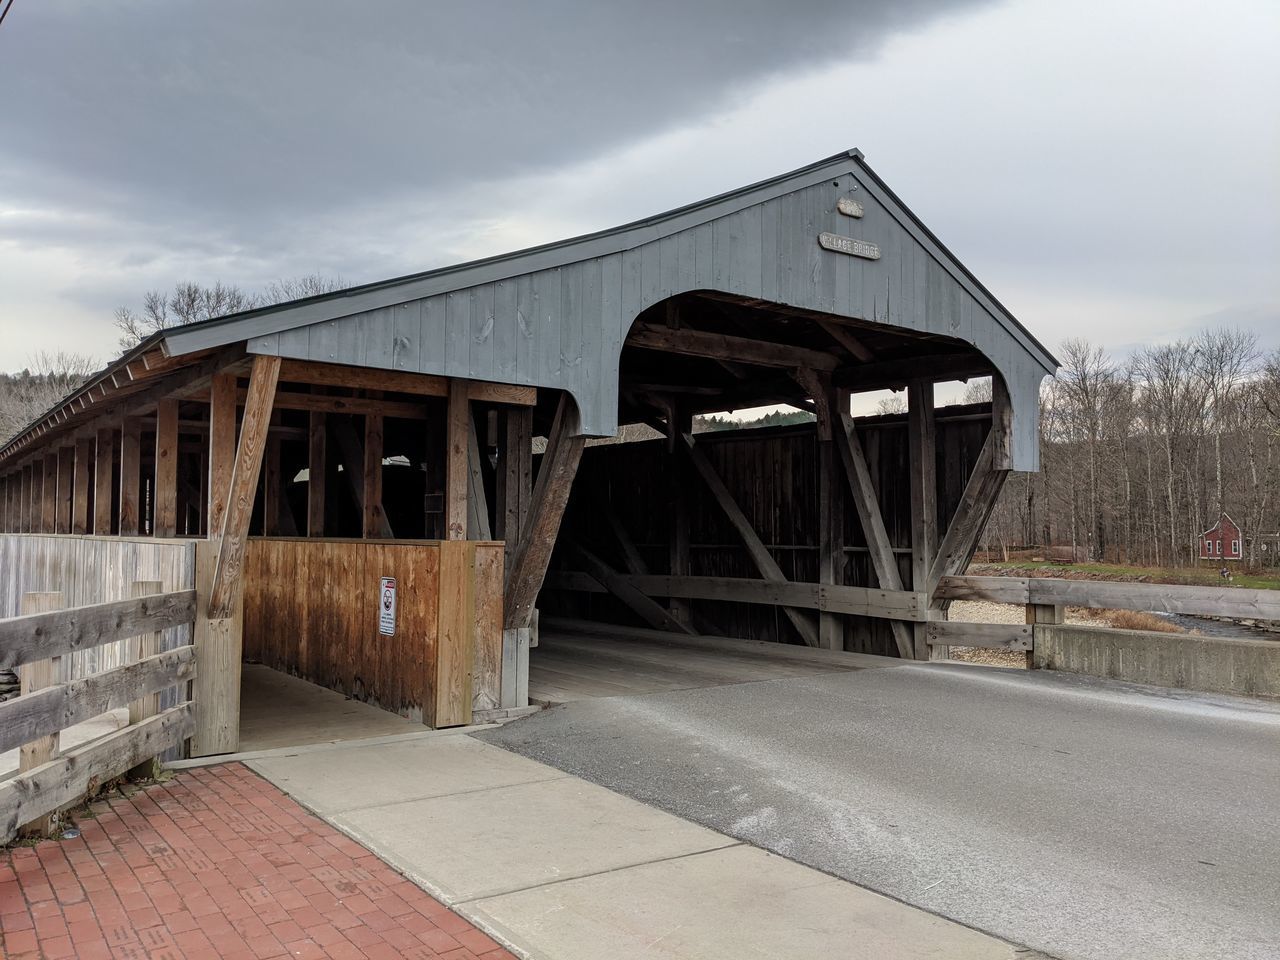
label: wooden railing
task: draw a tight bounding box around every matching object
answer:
[0,586,198,842]
[929,575,1280,651]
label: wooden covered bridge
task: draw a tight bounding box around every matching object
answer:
[0,149,1059,834]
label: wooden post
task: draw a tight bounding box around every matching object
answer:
[191,539,243,757]
[908,380,937,661]
[1025,602,1062,670]
[154,398,179,537]
[19,591,63,837]
[41,453,57,532]
[71,437,93,535]
[496,406,533,581]
[264,434,283,536]
[119,418,142,536]
[362,412,385,539]
[193,355,279,756]
[55,446,74,534]
[307,411,326,536]
[503,393,585,630]
[432,540,475,727]
[667,402,693,628]
[811,378,844,651]
[128,580,164,779]
[207,372,237,541]
[466,416,492,539]
[445,379,469,540]
[834,409,914,659]
[94,427,115,535]
[207,355,280,619]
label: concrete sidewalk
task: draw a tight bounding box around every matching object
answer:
[245,730,1036,960]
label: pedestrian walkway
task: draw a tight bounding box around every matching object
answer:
[0,764,513,960]
[245,730,1033,960]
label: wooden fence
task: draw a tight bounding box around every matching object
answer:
[0,535,198,682]
[931,575,1280,653]
[242,538,504,728]
[0,586,197,842]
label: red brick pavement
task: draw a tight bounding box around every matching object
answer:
[0,763,516,960]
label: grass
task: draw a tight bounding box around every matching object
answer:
[977,560,1280,592]
[1079,608,1186,633]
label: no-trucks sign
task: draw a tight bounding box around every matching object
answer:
[379,576,397,637]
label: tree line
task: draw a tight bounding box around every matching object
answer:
[0,277,345,443]
[986,328,1280,568]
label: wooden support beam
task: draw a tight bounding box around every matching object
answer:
[71,436,93,535]
[275,358,537,405]
[362,413,385,538]
[208,355,281,620]
[496,407,532,579]
[466,415,492,539]
[245,388,430,420]
[93,427,115,534]
[926,428,1008,596]
[628,322,839,372]
[445,379,469,541]
[833,353,993,391]
[18,591,62,838]
[307,411,326,536]
[908,380,937,661]
[834,409,914,659]
[41,453,57,533]
[503,394,585,630]
[207,372,237,542]
[666,402,693,627]
[153,398,179,537]
[817,320,874,362]
[263,433,283,536]
[927,621,1031,651]
[572,543,696,635]
[55,446,73,533]
[544,571,927,620]
[680,433,821,647]
[119,418,141,536]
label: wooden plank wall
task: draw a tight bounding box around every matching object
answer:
[241,538,503,727]
[0,535,197,684]
[542,407,990,656]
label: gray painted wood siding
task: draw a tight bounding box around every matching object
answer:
[241,160,1049,469]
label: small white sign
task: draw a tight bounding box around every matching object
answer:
[836,197,864,218]
[378,577,397,637]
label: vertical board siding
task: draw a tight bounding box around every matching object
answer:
[241,538,502,727]
[542,411,989,655]
[253,170,1046,468]
[0,535,196,684]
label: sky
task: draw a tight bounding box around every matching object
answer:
[0,0,1276,376]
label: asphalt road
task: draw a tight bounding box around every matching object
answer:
[479,661,1280,960]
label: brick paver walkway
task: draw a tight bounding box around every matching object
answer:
[0,763,516,960]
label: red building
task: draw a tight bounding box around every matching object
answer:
[1199,513,1243,561]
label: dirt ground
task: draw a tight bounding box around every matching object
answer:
[944,600,1097,668]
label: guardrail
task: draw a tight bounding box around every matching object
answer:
[0,585,197,842]
[929,574,1280,652]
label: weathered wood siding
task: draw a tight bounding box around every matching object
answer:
[215,154,1049,469]
[542,408,991,655]
[0,535,196,684]
[241,538,503,727]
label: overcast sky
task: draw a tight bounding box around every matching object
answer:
[0,0,1276,375]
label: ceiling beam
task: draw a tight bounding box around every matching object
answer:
[627,322,838,372]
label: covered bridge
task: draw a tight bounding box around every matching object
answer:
[0,149,1056,758]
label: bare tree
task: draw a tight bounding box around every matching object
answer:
[114,275,346,350]
[0,351,100,443]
